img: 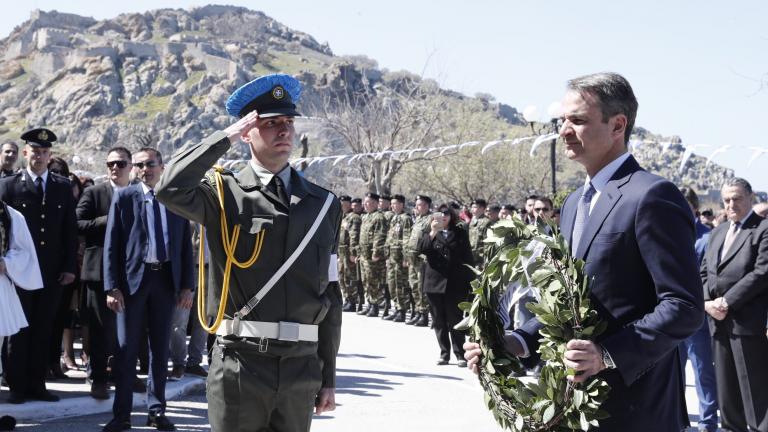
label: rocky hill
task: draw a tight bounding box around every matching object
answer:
[0,6,732,198]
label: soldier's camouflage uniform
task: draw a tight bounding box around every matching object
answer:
[385,212,413,311]
[359,210,388,306]
[338,211,361,303]
[405,213,430,314]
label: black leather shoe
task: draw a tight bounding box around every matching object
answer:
[415,313,429,327]
[185,364,208,378]
[102,419,131,432]
[6,391,24,404]
[366,304,379,317]
[48,365,68,380]
[457,360,468,368]
[167,365,184,381]
[357,305,370,315]
[405,312,419,325]
[27,390,60,402]
[147,413,176,431]
[0,415,16,431]
[132,377,146,393]
[90,381,110,400]
[436,359,449,366]
[342,302,356,312]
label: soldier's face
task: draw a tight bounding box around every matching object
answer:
[0,144,18,169]
[243,116,295,171]
[24,145,51,174]
[341,201,351,213]
[378,199,390,210]
[391,200,404,213]
[471,204,485,217]
[363,197,377,213]
[499,209,512,219]
[415,199,429,216]
[351,202,362,213]
[132,151,164,188]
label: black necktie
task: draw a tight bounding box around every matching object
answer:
[571,182,596,254]
[35,176,43,199]
[150,190,167,263]
[269,175,289,207]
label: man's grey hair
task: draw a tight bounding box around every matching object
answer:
[722,177,753,195]
[567,72,638,144]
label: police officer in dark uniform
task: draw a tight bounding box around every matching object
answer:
[0,128,77,404]
[156,74,342,432]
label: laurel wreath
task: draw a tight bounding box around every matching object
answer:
[456,217,610,431]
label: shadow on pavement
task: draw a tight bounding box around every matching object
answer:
[337,353,386,359]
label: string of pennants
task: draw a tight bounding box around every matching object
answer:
[216,130,768,174]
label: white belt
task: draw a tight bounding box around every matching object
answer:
[217,319,318,342]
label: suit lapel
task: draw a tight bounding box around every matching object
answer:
[560,189,579,252]
[574,156,639,259]
[718,213,758,269]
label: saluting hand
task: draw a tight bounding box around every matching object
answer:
[224,110,259,143]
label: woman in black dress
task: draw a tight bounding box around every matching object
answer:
[417,205,475,367]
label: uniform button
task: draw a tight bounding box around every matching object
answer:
[40,241,45,246]
[41,214,45,219]
[21,203,26,208]
[40,228,45,232]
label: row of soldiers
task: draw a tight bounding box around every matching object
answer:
[336,193,498,327]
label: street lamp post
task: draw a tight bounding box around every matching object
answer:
[523,103,562,196]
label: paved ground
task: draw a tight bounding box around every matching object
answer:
[4,311,708,431]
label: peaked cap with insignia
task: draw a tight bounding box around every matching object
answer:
[226,74,302,118]
[20,128,57,148]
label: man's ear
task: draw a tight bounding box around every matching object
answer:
[612,114,627,138]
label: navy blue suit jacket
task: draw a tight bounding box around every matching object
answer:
[517,155,704,431]
[103,182,194,295]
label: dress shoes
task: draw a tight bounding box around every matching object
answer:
[185,364,208,378]
[48,364,68,380]
[26,390,59,402]
[365,304,379,317]
[405,312,420,325]
[168,365,184,381]
[90,381,110,400]
[147,413,176,431]
[0,415,16,432]
[436,359,449,366]
[102,419,131,432]
[132,377,146,393]
[6,391,24,404]
[457,360,468,368]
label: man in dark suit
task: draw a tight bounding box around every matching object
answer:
[701,177,768,432]
[465,73,703,431]
[102,148,194,432]
[0,128,77,404]
[76,146,132,400]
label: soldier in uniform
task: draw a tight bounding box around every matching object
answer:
[379,195,395,223]
[383,194,413,322]
[351,197,363,215]
[468,198,492,268]
[0,142,18,177]
[0,128,77,404]
[378,195,395,316]
[156,73,341,432]
[405,195,432,327]
[357,192,388,317]
[338,195,362,312]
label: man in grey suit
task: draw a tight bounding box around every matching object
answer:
[701,177,768,432]
[102,148,194,432]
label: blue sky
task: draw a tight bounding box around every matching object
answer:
[3,1,767,191]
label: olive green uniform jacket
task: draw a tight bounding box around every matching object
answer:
[155,130,343,388]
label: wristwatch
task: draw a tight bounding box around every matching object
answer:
[108,288,121,296]
[600,345,616,369]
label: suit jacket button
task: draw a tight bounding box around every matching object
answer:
[40,228,45,232]
[22,203,26,208]
[41,214,45,219]
[40,241,45,246]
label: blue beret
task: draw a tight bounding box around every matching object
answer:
[226,74,302,118]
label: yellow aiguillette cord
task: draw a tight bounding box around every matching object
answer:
[198,166,266,334]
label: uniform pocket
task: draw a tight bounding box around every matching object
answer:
[238,213,274,234]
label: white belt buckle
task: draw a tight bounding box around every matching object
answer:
[278,321,300,342]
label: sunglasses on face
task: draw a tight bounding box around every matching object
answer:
[106,160,128,169]
[132,161,158,169]
[534,207,551,212]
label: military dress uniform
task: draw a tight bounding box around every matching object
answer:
[0,128,77,403]
[338,209,361,311]
[384,210,413,322]
[468,215,492,267]
[405,210,431,326]
[156,74,342,432]
[358,207,388,317]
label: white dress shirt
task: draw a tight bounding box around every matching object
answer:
[26,168,49,194]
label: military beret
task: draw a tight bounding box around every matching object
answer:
[392,194,406,203]
[415,194,432,204]
[20,128,57,148]
[226,74,302,118]
[489,204,502,212]
[351,198,362,204]
[339,195,352,202]
[365,192,380,200]
[379,195,392,201]
[502,204,517,212]
[472,198,487,207]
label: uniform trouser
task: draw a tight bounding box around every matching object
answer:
[407,255,429,313]
[84,281,117,384]
[6,282,62,396]
[338,253,359,303]
[112,267,175,422]
[207,337,322,432]
[713,329,768,432]
[361,258,386,305]
[426,290,466,362]
[386,257,410,311]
